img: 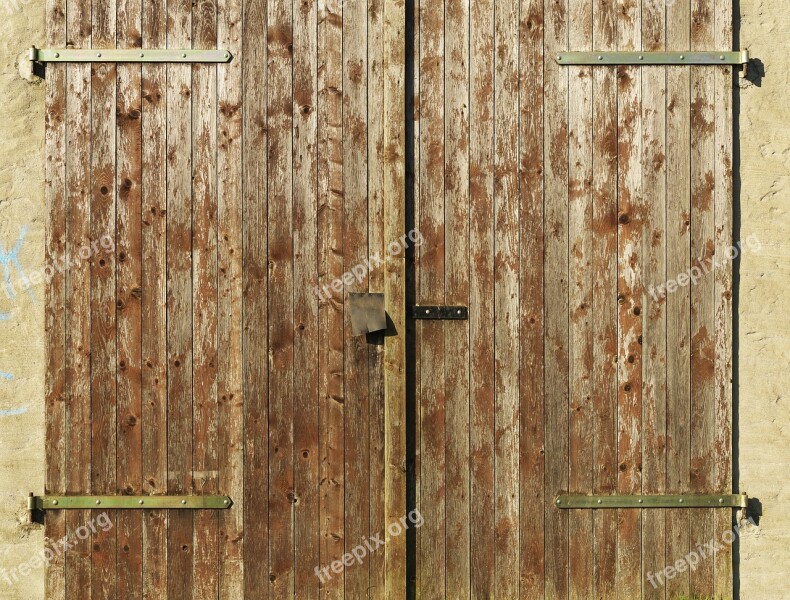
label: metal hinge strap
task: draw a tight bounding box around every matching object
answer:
[29,494,233,510]
[406,306,468,320]
[29,47,232,64]
[555,493,748,509]
[555,50,749,66]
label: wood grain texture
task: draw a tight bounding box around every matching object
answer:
[469,0,496,595]
[116,0,144,592]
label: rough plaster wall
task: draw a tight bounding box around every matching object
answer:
[736,0,790,597]
[0,0,786,598]
[0,0,46,597]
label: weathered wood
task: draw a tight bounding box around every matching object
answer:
[292,0,319,597]
[64,0,92,591]
[615,0,643,593]
[519,0,546,596]
[116,0,144,592]
[689,0,717,593]
[713,0,735,594]
[266,0,295,594]
[317,0,344,596]
[191,0,220,595]
[342,0,371,597]
[140,0,169,592]
[241,0,268,595]
[417,0,446,594]
[383,0,407,594]
[44,0,67,593]
[216,0,245,594]
[166,0,194,594]
[567,0,594,595]
[543,0,570,593]
[444,0,471,596]
[469,0,496,595]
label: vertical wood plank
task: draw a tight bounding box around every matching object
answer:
[567,0,594,595]
[469,0,496,595]
[342,0,372,595]
[217,0,245,592]
[367,0,388,595]
[292,0,319,596]
[444,0,471,596]
[140,0,169,594]
[417,0,446,593]
[141,0,169,594]
[267,0,295,593]
[192,0,220,595]
[44,0,67,592]
[241,0,269,594]
[317,0,344,596]
[641,0,668,596]
[90,0,118,592]
[713,0,735,594]
[615,0,643,592]
[493,0,520,595]
[383,0,407,594]
[166,0,195,592]
[665,0,692,593]
[64,0,93,592]
[543,0,569,594]
[689,0,717,593]
[519,0,546,595]
[116,0,144,592]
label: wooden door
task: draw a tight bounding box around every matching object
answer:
[410,0,736,598]
[43,0,406,597]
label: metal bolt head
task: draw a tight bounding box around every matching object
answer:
[52,499,58,505]
[638,498,643,503]
[181,499,187,505]
[54,52,60,58]
[97,53,102,58]
[597,499,602,504]
[639,55,644,60]
[720,55,725,60]
[556,499,561,505]
[679,55,685,60]
[598,55,604,60]
[181,53,187,58]
[679,498,684,503]
[224,499,229,505]
[95,500,101,505]
[140,53,145,58]
[719,497,724,503]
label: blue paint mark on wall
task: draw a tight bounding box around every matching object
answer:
[0,225,34,305]
[0,372,12,380]
[0,406,27,417]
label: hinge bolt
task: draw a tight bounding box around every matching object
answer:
[97,53,102,58]
[598,55,603,60]
[95,500,101,504]
[597,499,602,504]
[679,55,685,60]
[639,55,644,60]
[182,53,187,58]
[719,497,724,503]
[638,498,643,503]
[679,498,684,503]
[52,500,58,505]
[181,499,187,504]
[139,499,144,504]
[54,52,59,58]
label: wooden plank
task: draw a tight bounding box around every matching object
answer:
[317,0,344,596]
[165,0,194,593]
[382,0,407,593]
[591,0,618,596]
[191,0,219,595]
[116,0,144,592]
[713,0,735,594]
[266,0,295,593]
[469,0,496,595]
[543,0,569,593]
[367,1,387,595]
[342,0,372,596]
[493,0,520,595]
[241,0,268,594]
[216,0,245,593]
[519,0,546,595]
[689,0,717,593]
[665,0,692,593]
[567,0,594,595]
[641,0,668,596]
[140,0,169,594]
[417,0,446,594]
[444,0,471,596]
[64,0,92,589]
[44,0,67,591]
[89,0,118,593]
[615,0,643,592]
[292,0,319,596]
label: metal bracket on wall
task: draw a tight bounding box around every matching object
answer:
[406,306,468,320]
[555,50,750,76]
[28,494,233,512]
[554,493,748,510]
[29,47,233,64]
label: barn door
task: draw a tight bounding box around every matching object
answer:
[410,0,737,598]
[42,0,407,598]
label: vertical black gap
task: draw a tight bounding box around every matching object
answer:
[404,0,417,597]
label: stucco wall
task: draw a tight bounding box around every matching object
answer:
[0,0,786,598]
